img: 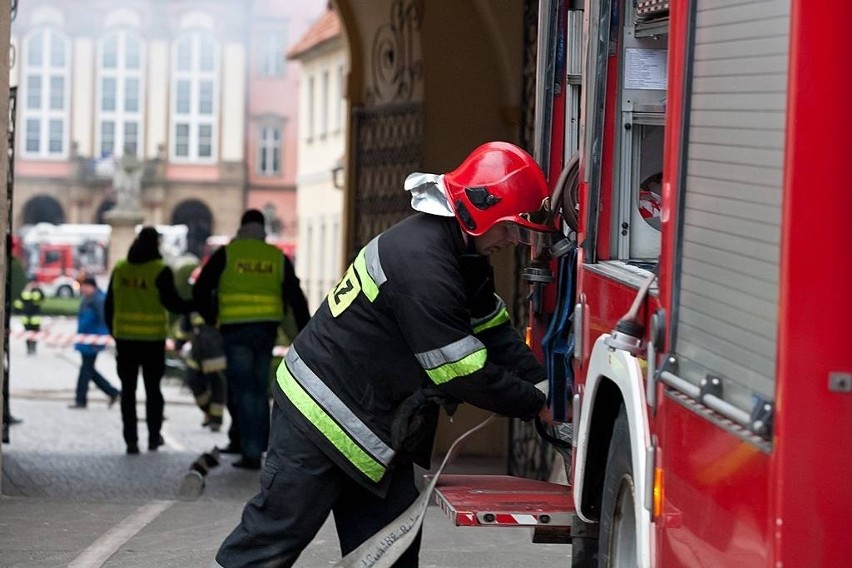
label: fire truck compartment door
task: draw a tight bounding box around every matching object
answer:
[429,474,574,529]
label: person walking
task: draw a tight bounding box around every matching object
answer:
[214,141,556,567]
[69,277,120,409]
[14,280,45,355]
[180,312,228,432]
[105,227,192,454]
[193,209,310,470]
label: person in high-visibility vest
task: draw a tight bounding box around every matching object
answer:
[105,227,192,455]
[13,281,44,355]
[193,209,310,470]
[69,277,120,409]
[213,142,556,567]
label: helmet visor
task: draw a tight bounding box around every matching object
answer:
[514,197,555,233]
[505,223,533,245]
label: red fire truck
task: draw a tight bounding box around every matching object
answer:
[19,223,111,297]
[432,0,852,566]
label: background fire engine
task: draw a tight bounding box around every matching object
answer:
[17,223,190,298]
[19,223,110,297]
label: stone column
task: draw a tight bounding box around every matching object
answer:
[104,152,145,272]
[104,210,143,272]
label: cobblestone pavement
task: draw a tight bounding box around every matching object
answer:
[1,316,571,567]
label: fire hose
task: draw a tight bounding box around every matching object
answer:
[332,413,497,568]
[332,381,570,568]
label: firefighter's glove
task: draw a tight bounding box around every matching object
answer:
[391,388,460,462]
[189,311,206,328]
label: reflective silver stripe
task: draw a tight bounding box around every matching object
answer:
[285,347,395,466]
[364,236,387,287]
[415,335,486,370]
[471,295,508,329]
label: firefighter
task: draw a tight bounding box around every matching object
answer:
[105,227,192,455]
[14,280,44,355]
[214,141,556,567]
[180,312,227,431]
[192,209,311,470]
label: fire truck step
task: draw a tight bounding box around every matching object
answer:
[428,474,574,541]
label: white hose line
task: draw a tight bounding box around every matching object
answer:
[333,414,497,568]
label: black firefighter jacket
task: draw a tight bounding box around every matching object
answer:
[272,213,546,497]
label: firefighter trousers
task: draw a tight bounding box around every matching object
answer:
[215,403,422,568]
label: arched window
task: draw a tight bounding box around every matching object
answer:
[97,30,145,158]
[170,32,219,162]
[21,28,70,158]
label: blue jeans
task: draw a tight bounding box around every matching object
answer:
[223,324,276,462]
[75,352,120,407]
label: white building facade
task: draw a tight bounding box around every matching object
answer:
[9,0,325,258]
[287,8,348,311]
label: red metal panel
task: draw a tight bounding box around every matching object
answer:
[593,54,621,261]
[657,0,687,326]
[574,267,662,366]
[774,1,852,565]
[431,475,574,528]
[656,393,771,567]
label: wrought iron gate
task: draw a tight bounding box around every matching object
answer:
[346,102,423,259]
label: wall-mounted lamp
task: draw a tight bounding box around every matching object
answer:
[331,158,344,190]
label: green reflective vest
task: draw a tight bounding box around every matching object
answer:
[111,259,168,340]
[218,239,284,324]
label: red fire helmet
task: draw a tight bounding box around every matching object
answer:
[443,141,552,236]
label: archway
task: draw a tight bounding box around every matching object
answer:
[171,199,213,258]
[21,195,64,225]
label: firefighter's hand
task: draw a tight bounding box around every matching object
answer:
[538,403,555,425]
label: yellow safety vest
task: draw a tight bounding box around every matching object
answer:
[111,259,169,340]
[218,239,284,324]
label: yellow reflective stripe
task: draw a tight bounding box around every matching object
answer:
[219,293,281,320]
[219,293,280,304]
[424,348,487,385]
[114,313,166,323]
[112,324,164,338]
[353,248,378,301]
[276,363,386,482]
[219,305,280,317]
[472,306,510,334]
[113,312,167,339]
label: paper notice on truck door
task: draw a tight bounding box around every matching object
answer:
[624,48,668,90]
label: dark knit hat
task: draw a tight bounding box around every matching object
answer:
[81,276,97,287]
[137,226,160,245]
[240,209,265,226]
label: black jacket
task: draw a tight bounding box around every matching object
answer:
[274,213,546,496]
